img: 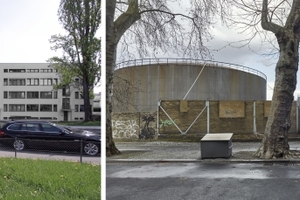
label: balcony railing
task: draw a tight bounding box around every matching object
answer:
[115,58,267,80]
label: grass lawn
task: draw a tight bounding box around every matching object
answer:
[0,158,100,199]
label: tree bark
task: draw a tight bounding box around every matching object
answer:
[106,0,141,156]
[254,0,300,159]
[254,30,299,158]
[106,0,120,156]
[83,73,92,122]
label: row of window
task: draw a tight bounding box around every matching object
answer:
[3,78,58,86]
[3,104,86,112]
[3,104,58,112]
[4,91,58,99]
[4,69,58,73]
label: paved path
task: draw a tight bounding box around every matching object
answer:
[107,141,300,162]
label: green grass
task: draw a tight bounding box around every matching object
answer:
[56,121,100,126]
[0,158,100,199]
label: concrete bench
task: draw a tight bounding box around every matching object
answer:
[200,133,233,159]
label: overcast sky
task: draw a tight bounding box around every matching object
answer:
[0,0,102,93]
[0,0,65,63]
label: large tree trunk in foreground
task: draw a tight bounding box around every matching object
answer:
[254,30,299,158]
[254,0,300,159]
[106,0,121,156]
[106,0,141,156]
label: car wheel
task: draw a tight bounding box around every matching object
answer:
[83,142,99,156]
[13,139,25,151]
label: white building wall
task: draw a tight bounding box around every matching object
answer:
[0,63,86,121]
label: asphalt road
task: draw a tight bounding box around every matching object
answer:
[107,162,300,200]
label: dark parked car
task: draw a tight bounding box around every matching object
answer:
[0,120,100,156]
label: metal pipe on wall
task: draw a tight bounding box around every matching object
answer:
[206,101,210,133]
[253,101,257,134]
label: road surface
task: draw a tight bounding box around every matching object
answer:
[107,162,300,200]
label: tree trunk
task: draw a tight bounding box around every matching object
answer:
[254,30,299,158]
[106,0,121,156]
[106,0,141,156]
[83,73,92,122]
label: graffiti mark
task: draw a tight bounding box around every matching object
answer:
[139,114,156,140]
[112,120,139,139]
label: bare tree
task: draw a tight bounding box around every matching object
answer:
[226,0,300,158]
[106,0,226,156]
[255,0,300,158]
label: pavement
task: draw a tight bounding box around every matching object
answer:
[107,140,300,163]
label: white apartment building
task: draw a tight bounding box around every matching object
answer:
[0,63,87,121]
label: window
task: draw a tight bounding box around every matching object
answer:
[3,104,7,112]
[75,92,79,99]
[27,78,39,86]
[53,78,58,85]
[53,91,58,99]
[27,92,39,99]
[3,92,7,99]
[26,69,39,73]
[80,105,84,112]
[9,92,25,99]
[7,123,22,130]
[40,92,52,99]
[40,104,52,112]
[4,69,8,73]
[40,69,53,73]
[9,104,25,112]
[40,117,53,120]
[40,78,53,86]
[9,79,26,86]
[75,105,79,112]
[93,107,100,112]
[4,79,7,86]
[9,69,25,73]
[27,104,39,112]
[62,86,70,96]
[53,104,57,112]
[22,123,41,132]
[41,123,60,133]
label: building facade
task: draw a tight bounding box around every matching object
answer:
[0,63,87,121]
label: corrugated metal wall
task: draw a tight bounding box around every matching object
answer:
[113,62,266,112]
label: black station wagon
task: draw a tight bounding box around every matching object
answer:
[0,120,100,156]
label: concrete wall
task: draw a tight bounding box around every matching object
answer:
[113,63,266,112]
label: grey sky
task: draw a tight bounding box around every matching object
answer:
[0,0,65,62]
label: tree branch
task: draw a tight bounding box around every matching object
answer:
[114,0,141,43]
[261,0,282,34]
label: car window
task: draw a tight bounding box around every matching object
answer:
[7,123,22,130]
[25,123,41,131]
[41,123,61,133]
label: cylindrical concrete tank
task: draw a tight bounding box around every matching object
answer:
[113,58,267,112]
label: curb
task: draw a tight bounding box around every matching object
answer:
[106,158,300,163]
[106,158,300,164]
